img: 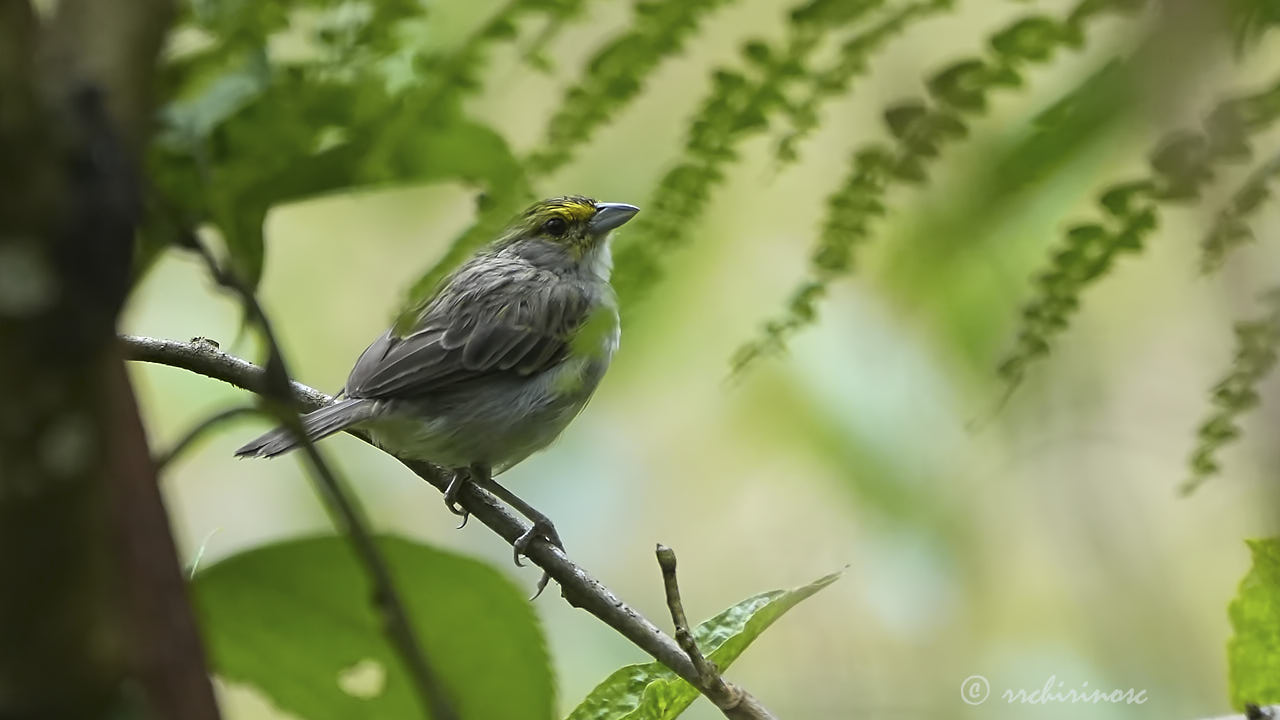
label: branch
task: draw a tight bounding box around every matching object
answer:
[119,334,778,716]
[656,545,777,720]
[124,335,330,407]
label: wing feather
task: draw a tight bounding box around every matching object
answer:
[343,256,591,399]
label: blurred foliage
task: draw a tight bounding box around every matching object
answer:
[1185,289,1280,494]
[1000,75,1280,389]
[527,0,740,176]
[1201,151,1280,273]
[1227,538,1280,711]
[610,0,901,306]
[564,572,838,720]
[193,535,554,720]
[1232,0,1280,52]
[989,56,1136,194]
[772,0,954,166]
[731,0,1145,374]
[144,0,564,287]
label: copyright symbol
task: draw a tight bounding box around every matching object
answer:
[960,675,989,705]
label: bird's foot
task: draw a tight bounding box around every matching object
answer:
[443,469,470,529]
[464,464,562,600]
[513,518,563,567]
[514,519,565,600]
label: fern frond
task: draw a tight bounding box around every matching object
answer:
[1183,288,1280,495]
[774,0,954,166]
[1201,150,1280,274]
[370,0,570,152]
[527,0,740,174]
[734,0,1143,373]
[517,0,595,71]
[999,76,1280,389]
[613,0,892,305]
[730,145,897,373]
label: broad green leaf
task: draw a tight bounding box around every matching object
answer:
[142,0,537,288]
[1228,538,1280,710]
[565,571,839,720]
[193,535,554,720]
[158,56,271,146]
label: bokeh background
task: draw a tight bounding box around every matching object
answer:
[124,0,1280,716]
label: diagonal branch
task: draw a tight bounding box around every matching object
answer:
[119,333,779,717]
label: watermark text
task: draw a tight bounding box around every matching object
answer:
[961,674,1148,706]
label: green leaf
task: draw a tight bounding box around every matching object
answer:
[564,571,839,720]
[884,100,929,140]
[989,16,1066,61]
[1228,538,1280,710]
[928,59,997,111]
[158,54,272,147]
[143,0,543,289]
[193,535,554,720]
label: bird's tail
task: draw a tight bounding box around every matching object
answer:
[235,398,377,458]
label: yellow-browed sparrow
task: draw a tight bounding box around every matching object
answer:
[237,196,638,585]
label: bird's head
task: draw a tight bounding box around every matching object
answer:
[499,196,639,259]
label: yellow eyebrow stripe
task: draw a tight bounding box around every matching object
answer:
[536,196,596,223]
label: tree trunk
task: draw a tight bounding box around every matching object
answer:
[0,2,220,717]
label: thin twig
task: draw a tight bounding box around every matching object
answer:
[118,334,781,718]
[656,545,778,720]
[175,237,458,720]
[154,404,258,471]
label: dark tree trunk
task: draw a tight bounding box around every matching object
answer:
[0,2,220,717]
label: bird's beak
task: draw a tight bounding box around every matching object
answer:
[588,202,640,237]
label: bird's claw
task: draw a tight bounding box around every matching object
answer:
[443,470,470,528]
[520,523,559,600]
[452,466,561,600]
[529,572,551,601]
[513,519,564,569]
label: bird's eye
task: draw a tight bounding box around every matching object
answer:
[542,217,568,237]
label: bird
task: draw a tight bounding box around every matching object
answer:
[236,196,638,588]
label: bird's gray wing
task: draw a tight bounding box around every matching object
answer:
[343,261,590,399]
